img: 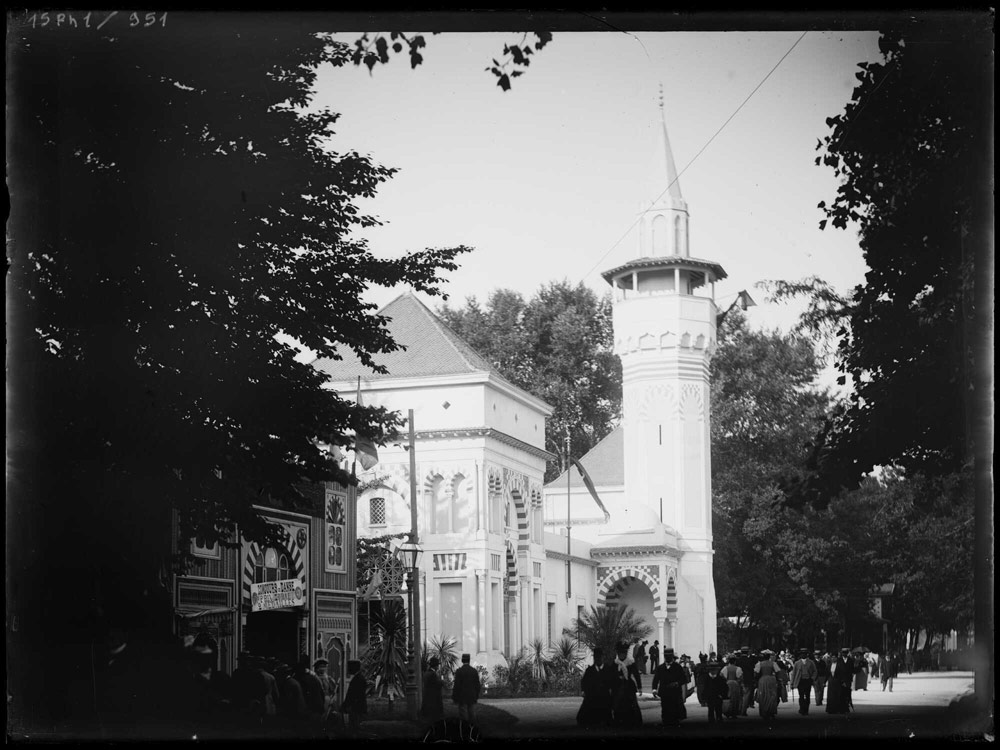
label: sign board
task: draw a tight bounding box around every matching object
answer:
[251,579,305,612]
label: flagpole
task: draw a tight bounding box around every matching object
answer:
[566,430,571,601]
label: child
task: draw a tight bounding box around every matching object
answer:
[704,661,729,724]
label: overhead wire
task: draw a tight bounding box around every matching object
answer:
[578,31,810,285]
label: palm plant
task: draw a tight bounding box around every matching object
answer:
[525,637,551,690]
[562,604,652,664]
[423,633,460,687]
[363,598,409,706]
[548,635,585,676]
[503,649,530,695]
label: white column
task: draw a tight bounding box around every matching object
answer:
[520,576,531,648]
[476,569,487,653]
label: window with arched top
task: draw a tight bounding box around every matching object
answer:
[277,553,290,581]
[674,215,683,256]
[652,214,668,255]
[429,475,446,534]
[252,549,265,583]
[451,474,469,532]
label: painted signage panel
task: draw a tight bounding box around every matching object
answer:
[250,578,305,612]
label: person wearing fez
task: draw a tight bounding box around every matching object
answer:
[651,647,687,728]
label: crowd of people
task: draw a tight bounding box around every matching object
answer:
[176,636,354,738]
[574,641,906,730]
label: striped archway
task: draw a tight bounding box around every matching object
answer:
[664,574,678,619]
[597,566,662,610]
[242,521,308,603]
[504,541,518,598]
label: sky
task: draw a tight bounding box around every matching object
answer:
[301,24,885,386]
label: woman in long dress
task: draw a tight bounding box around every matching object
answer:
[825,649,853,714]
[611,644,643,728]
[721,655,743,719]
[577,649,613,727]
[853,653,869,691]
[753,650,781,724]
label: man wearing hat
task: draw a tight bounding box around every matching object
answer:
[651,647,687,727]
[313,657,336,712]
[790,648,818,715]
[341,660,368,735]
[813,651,830,707]
[421,656,445,723]
[451,653,481,724]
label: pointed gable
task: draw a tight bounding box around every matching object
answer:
[545,425,624,491]
[312,292,500,381]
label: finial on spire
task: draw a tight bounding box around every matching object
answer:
[658,83,664,111]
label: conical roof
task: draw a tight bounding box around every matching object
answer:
[312,292,502,381]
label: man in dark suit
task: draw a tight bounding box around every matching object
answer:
[341,660,368,736]
[451,653,481,724]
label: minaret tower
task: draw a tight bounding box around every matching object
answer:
[601,90,724,654]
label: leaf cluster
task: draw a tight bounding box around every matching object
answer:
[348,30,552,91]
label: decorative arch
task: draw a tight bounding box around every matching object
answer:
[504,541,518,598]
[242,523,307,603]
[637,383,678,423]
[665,573,678,618]
[360,466,410,509]
[680,383,704,419]
[504,469,531,551]
[597,565,662,611]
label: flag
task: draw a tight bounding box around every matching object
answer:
[570,456,611,522]
[360,569,383,601]
[354,377,379,471]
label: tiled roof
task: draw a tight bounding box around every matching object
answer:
[312,292,501,381]
[545,425,624,490]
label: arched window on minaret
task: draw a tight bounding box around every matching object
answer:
[652,214,668,256]
[674,215,684,258]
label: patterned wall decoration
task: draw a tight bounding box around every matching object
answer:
[241,518,308,605]
[622,383,679,426]
[325,489,346,573]
[680,382,705,420]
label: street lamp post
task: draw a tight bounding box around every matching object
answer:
[401,409,423,721]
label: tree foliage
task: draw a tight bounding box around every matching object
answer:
[779,23,992,505]
[438,281,621,481]
[709,310,831,633]
[7,13,469,729]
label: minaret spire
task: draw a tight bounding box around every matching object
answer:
[638,85,690,258]
[659,83,684,203]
